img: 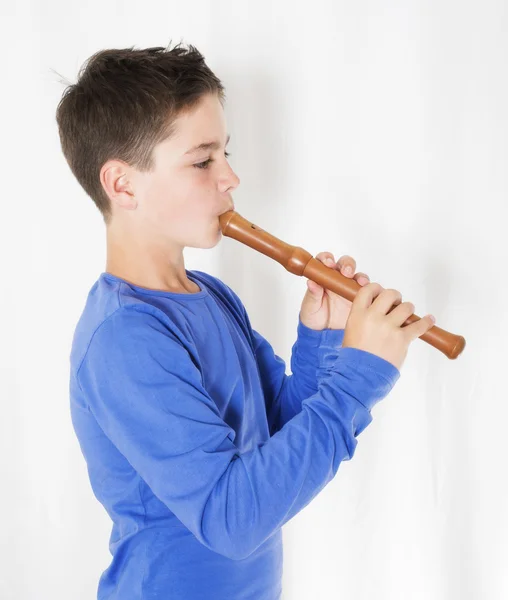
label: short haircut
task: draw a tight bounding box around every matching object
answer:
[55,41,226,225]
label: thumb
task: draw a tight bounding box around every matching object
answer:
[305,278,324,300]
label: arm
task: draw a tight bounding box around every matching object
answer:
[202,272,344,433]
[246,310,345,435]
[77,305,400,562]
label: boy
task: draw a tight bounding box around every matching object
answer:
[57,42,435,600]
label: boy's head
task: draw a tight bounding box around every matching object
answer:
[55,42,239,250]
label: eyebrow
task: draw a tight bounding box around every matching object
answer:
[184,133,231,155]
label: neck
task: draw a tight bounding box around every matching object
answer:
[105,225,196,294]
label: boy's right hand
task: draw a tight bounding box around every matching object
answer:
[342,283,436,371]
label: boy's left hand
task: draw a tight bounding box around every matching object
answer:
[299,253,371,331]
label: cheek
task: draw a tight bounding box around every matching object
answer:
[144,170,215,223]
[148,173,185,209]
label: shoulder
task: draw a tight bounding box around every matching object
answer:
[98,305,197,357]
[76,304,196,376]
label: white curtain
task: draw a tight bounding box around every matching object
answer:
[1,0,505,598]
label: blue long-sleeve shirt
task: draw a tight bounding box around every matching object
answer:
[69,269,400,600]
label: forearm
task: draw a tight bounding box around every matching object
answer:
[275,317,345,429]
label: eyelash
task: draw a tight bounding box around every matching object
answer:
[194,151,231,170]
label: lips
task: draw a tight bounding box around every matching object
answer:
[220,206,235,215]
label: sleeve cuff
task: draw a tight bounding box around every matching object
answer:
[331,346,401,389]
[296,316,345,373]
[296,317,401,389]
[297,316,345,347]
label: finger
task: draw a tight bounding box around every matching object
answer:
[372,288,403,315]
[353,272,370,286]
[306,279,324,295]
[351,282,384,311]
[337,255,356,276]
[404,314,436,341]
[386,301,415,326]
[315,251,336,267]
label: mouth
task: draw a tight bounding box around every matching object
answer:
[218,206,235,231]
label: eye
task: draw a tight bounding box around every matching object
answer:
[194,151,231,170]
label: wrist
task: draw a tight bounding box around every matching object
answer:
[297,316,345,346]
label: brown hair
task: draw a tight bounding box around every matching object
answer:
[54,41,226,225]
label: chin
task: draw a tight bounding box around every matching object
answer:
[196,225,222,249]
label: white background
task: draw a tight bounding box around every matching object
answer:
[1,1,505,598]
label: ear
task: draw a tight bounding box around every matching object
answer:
[100,159,137,211]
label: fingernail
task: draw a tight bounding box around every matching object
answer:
[344,266,353,274]
[326,258,334,266]
[429,315,436,323]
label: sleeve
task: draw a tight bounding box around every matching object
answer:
[77,305,400,562]
[205,273,344,434]
[244,307,346,436]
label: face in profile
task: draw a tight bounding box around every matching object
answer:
[106,92,240,249]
